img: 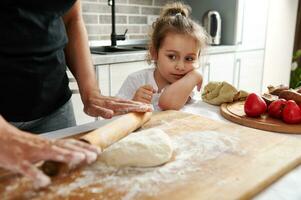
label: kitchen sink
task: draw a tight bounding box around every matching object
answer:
[90,44,148,55]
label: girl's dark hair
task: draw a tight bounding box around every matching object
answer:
[148,2,208,63]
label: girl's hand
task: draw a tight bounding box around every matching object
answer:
[0,116,101,189]
[133,85,156,104]
[82,89,153,118]
[197,79,203,92]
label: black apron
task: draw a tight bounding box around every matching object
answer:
[0,0,76,121]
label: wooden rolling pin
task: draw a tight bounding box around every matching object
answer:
[42,112,152,176]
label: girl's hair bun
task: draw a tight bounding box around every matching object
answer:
[161,2,191,18]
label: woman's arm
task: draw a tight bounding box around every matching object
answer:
[63,1,152,118]
[63,1,97,102]
[158,70,202,110]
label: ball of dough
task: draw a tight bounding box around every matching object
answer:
[101,128,173,167]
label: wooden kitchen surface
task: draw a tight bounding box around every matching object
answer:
[220,101,301,134]
[2,110,301,200]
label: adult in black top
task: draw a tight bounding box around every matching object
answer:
[0,0,153,189]
[0,1,152,133]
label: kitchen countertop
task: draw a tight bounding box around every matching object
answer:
[91,45,237,66]
[185,102,301,200]
[41,101,301,200]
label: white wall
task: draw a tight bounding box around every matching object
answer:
[262,0,299,91]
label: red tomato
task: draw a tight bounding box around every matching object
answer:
[282,100,301,124]
[268,99,287,119]
[244,93,267,117]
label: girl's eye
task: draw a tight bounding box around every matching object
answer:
[185,57,195,62]
[167,55,176,60]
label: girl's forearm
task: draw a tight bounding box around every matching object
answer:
[159,72,202,110]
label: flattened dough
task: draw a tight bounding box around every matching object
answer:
[101,128,173,167]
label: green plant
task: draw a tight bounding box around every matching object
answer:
[290,49,301,88]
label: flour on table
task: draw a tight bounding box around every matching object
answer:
[101,128,173,167]
[4,131,241,200]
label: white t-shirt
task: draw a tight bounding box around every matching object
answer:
[116,68,196,111]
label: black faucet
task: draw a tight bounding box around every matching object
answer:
[108,0,128,47]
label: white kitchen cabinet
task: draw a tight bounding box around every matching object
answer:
[96,65,110,96]
[110,61,151,96]
[234,50,265,94]
[236,0,269,50]
[202,53,235,87]
[261,0,299,91]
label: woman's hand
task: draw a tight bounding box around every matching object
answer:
[82,89,153,118]
[0,116,101,189]
[133,85,156,104]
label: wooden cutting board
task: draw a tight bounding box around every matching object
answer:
[220,101,301,134]
[2,110,301,200]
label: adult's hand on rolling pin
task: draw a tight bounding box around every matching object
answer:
[0,116,101,189]
[82,89,153,118]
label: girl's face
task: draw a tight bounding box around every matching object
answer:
[152,32,200,84]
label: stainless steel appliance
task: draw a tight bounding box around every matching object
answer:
[203,10,221,45]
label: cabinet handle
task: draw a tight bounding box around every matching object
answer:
[202,62,210,83]
[234,59,241,88]
[71,89,79,94]
[95,65,99,83]
[207,62,211,82]
[68,77,76,83]
[68,77,79,94]
[108,65,112,96]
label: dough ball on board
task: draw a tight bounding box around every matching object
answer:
[101,128,173,167]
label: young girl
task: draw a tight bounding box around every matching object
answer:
[117,2,207,111]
